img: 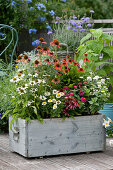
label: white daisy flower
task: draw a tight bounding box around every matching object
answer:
[48,99,52,102]
[42,101,47,105]
[52,99,57,103]
[10,77,20,83]
[45,92,51,96]
[56,93,61,98]
[56,100,61,104]
[53,104,57,109]
[29,81,36,86]
[98,85,101,88]
[33,73,38,77]
[60,92,65,96]
[93,76,100,80]
[103,120,110,128]
[87,77,92,81]
[101,79,105,84]
[53,90,58,94]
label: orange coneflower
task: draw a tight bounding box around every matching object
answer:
[50,39,60,48]
[23,54,29,60]
[42,47,49,52]
[51,78,60,84]
[54,62,62,70]
[36,38,47,44]
[66,56,71,59]
[44,58,51,64]
[82,58,90,62]
[73,62,80,66]
[62,62,67,65]
[34,60,41,67]
[84,54,88,56]
[53,59,58,63]
[78,68,85,72]
[17,55,22,61]
[48,51,55,57]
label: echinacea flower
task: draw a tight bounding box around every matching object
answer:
[50,39,60,48]
[44,58,51,64]
[54,62,62,70]
[51,78,60,84]
[82,58,90,62]
[17,55,22,61]
[78,68,85,72]
[36,38,47,44]
[34,60,41,67]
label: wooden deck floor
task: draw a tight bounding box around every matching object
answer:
[0,134,113,170]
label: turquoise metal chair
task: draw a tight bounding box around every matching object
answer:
[0,24,18,76]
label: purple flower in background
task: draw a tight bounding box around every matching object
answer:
[84,17,90,22]
[11,1,16,7]
[90,10,94,13]
[87,24,92,27]
[0,32,4,37]
[55,21,59,24]
[81,17,85,20]
[49,10,55,16]
[46,23,51,31]
[32,40,40,48]
[37,3,46,12]
[76,25,82,29]
[56,16,61,20]
[80,28,86,32]
[27,0,32,3]
[0,113,2,119]
[47,31,53,35]
[67,26,72,30]
[69,20,76,26]
[29,29,37,34]
[39,17,45,22]
[73,16,77,20]
[29,7,34,10]
[73,28,78,32]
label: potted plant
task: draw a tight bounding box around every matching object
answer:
[2,38,109,157]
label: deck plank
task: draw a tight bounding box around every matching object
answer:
[0,134,113,170]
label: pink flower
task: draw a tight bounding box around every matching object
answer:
[78,82,82,85]
[74,86,77,89]
[79,90,85,96]
[65,94,70,97]
[63,86,69,90]
[83,82,87,84]
[70,92,74,96]
[81,97,87,102]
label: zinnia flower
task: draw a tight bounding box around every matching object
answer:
[81,97,87,102]
[63,86,69,90]
[51,78,60,84]
[79,90,85,96]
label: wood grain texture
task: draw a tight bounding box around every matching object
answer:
[9,114,106,158]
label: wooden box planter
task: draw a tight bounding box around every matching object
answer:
[9,114,106,158]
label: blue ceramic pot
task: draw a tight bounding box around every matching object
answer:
[99,103,113,120]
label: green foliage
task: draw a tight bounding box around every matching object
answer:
[77,28,113,78]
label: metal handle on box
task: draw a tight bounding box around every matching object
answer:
[13,127,19,142]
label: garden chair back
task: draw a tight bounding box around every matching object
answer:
[0,24,18,76]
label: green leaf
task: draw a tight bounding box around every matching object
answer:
[80,33,92,45]
[90,28,103,40]
[32,106,37,115]
[101,33,113,45]
[103,46,113,59]
[86,40,103,54]
[2,110,11,119]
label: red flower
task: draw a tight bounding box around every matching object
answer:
[82,58,90,62]
[73,62,80,66]
[83,82,87,84]
[66,56,71,59]
[70,92,74,96]
[81,97,87,102]
[84,54,88,56]
[62,58,66,62]
[74,52,79,55]
[78,82,82,85]
[53,59,58,63]
[79,90,85,96]
[74,86,77,89]
[51,78,60,84]
[17,55,22,62]
[44,58,51,64]
[68,59,74,64]
[62,62,67,65]
[54,62,62,70]
[50,39,60,48]
[63,86,69,90]
[48,51,55,57]
[78,68,85,72]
